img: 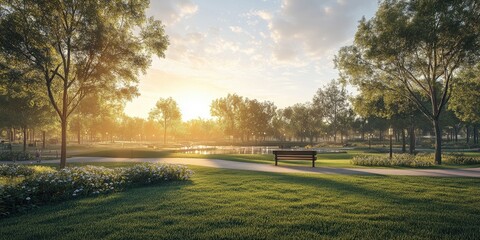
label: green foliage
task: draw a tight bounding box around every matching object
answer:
[0,0,169,167]
[352,154,434,167]
[0,151,34,162]
[149,97,182,144]
[123,163,194,184]
[210,94,277,141]
[0,163,193,216]
[0,165,34,177]
[449,64,480,124]
[443,153,480,165]
[352,153,480,167]
[313,79,350,141]
[336,0,480,164]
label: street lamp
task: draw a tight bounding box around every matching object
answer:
[388,127,394,159]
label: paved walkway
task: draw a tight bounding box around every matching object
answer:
[8,157,480,177]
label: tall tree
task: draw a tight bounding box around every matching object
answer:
[336,0,480,164]
[313,80,348,142]
[0,75,54,151]
[0,0,168,168]
[351,82,426,153]
[210,94,244,140]
[238,99,276,141]
[149,97,181,144]
[449,64,480,144]
[282,103,319,143]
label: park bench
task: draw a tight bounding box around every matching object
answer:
[272,150,317,167]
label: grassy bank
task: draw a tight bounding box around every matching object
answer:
[1,165,479,239]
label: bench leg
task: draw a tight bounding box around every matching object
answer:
[312,160,315,168]
[275,158,278,166]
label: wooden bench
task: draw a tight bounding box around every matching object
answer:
[272,150,317,167]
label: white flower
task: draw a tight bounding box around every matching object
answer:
[26,197,31,201]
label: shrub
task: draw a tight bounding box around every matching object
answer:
[0,164,56,178]
[352,154,434,167]
[0,163,193,217]
[0,151,34,161]
[352,153,480,167]
[123,163,194,184]
[0,164,35,177]
[443,153,480,165]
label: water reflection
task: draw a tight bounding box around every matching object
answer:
[177,146,280,155]
[176,146,346,155]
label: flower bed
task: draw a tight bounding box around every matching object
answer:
[352,153,480,167]
[0,164,35,177]
[0,163,193,217]
[352,154,434,167]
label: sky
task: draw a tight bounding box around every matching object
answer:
[124,0,379,121]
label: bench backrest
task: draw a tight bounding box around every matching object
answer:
[272,150,317,155]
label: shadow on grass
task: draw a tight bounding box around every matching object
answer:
[1,167,479,239]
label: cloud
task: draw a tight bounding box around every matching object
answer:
[254,10,273,21]
[148,0,198,26]
[257,0,377,61]
[229,26,243,33]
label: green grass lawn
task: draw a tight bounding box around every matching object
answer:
[1,164,480,239]
[72,148,480,169]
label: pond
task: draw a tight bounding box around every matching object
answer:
[176,146,347,155]
[176,146,279,155]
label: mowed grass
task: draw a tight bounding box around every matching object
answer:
[1,164,480,239]
[74,149,360,168]
[72,148,480,168]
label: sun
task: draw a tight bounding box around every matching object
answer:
[176,94,213,121]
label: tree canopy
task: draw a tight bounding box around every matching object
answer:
[149,97,182,144]
[336,0,480,164]
[0,0,169,167]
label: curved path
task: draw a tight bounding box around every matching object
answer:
[11,157,480,177]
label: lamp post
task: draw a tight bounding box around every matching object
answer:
[388,127,393,159]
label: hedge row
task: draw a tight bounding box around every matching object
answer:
[0,163,193,217]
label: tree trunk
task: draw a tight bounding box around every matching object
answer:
[466,125,470,144]
[77,127,81,144]
[42,131,46,149]
[60,118,67,168]
[401,129,406,153]
[474,125,479,144]
[454,126,458,143]
[7,128,11,142]
[409,126,415,154]
[22,127,27,152]
[163,118,167,145]
[433,119,442,165]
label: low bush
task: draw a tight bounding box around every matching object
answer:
[352,153,480,167]
[0,164,35,177]
[443,153,480,165]
[0,151,34,161]
[123,163,193,184]
[0,163,193,217]
[352,154,434,167]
